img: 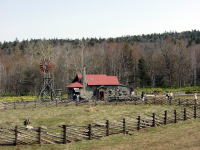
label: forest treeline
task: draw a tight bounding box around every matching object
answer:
[0,30,200,96]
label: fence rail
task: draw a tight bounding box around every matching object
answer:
[0,97,200,110]
[0,97,200,146]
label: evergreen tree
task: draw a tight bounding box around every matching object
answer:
[138,58,151,87]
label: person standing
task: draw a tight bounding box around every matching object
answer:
[77,94,80,102]
[169,92,173,99]
[73,94,77,101]
[194,93,198,100]
[141,91,145,101]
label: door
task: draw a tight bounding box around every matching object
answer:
[99,91,104,99]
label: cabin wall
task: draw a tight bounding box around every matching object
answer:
[105,86,130,99]
[68,85,130,100]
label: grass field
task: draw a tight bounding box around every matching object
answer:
[1,118,200,150]
[0,95,68,102]
[0,104,182,127]
[136,86,200,94]
[0,96,37,102]
[0,91,197,103]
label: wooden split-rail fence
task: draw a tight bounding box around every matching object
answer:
[0,103,199,146]
[0,97,200,110]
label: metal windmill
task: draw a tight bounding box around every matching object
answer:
[39,59,55,101]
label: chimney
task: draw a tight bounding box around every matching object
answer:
[83,66,87,91]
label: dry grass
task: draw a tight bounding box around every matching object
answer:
[0,96,37,102]
[90,119,200,150]
[1,119,200,150]
[84,106,99,112]
[0,104,181,127]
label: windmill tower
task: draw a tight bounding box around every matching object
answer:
[39,59,55,101]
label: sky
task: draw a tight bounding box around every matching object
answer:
[0,0,200,42]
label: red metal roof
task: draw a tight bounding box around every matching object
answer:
[66,82,83,88]
[86,74,119,85]
[66,74,120,87]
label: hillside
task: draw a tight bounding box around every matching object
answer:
[1,30,200,95]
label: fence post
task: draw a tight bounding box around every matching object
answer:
[35,100,37,108]
[184,108,187,120]
[104,100,108,105]
[88,124,92,140]
[13,102,16,109]
[106,120,109,136]
[63,125,67,144]
[178,99,181,106]
[152,113,156,127]
[94,99,97,106]
[4,103,7,110]
[164,110,167,125]
[137,116,140,130]
[38,127,41,144]
[174,110,177,123]
[194,99,197,106]
[134,100,137,105]
[169,97,172,105]
[123,118,126,134]
[14,126,18,146]
[167,97,169,104]
[55,99,58,107]
[145,99,147,104]
[153,97,156,105]
[194,105,197,119]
